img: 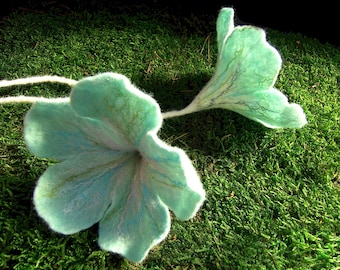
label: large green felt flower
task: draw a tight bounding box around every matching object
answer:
[24,72,205,263]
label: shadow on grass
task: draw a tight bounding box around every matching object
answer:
[140,71,269,157]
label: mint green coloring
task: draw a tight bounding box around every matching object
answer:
[24,72,206,263]
[173,8,307,128]
[14,6,309,265]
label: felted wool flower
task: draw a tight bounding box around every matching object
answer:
[24,72,206,263]
[164,8,307,128]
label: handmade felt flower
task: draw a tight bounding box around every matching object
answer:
[24,72,205,263]
[163,8,307,128]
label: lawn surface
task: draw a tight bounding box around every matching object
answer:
[0,4,339,270]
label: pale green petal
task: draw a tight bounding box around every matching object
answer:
[218,88,307,128]
[140,134,205,220]
[71,72,162,147]
[33,150,135,234]
[98,180,170,263]
[217,8,235,54]
[24,100,132,160]
[98,133,205,263]
[184,18,307,128]
[193,26,282,109]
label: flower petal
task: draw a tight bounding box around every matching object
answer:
[141,134,205,220]
[33,150,136,234]
[218,88,307,128]
[24,100,132,160]
[216,8,234,54]
[98,178,170,263]
[70,72,162,147]
[186,19,307,128]
[193,26,282,110]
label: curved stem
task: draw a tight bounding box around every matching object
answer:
[0,76,76,104]
[0,75,77,88]
[0,96,69,104]
[162,103,197,119]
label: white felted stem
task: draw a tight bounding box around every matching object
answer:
[0,76,76,104]
[0,76,77,88]
[0,96,69,104]
[161,103,198,119]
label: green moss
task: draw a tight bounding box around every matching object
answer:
[1,7,339,269]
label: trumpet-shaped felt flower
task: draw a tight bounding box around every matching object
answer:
[24,72,205,263]
[165,8,307,128]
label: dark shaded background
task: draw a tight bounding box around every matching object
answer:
[0,0,339,47]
